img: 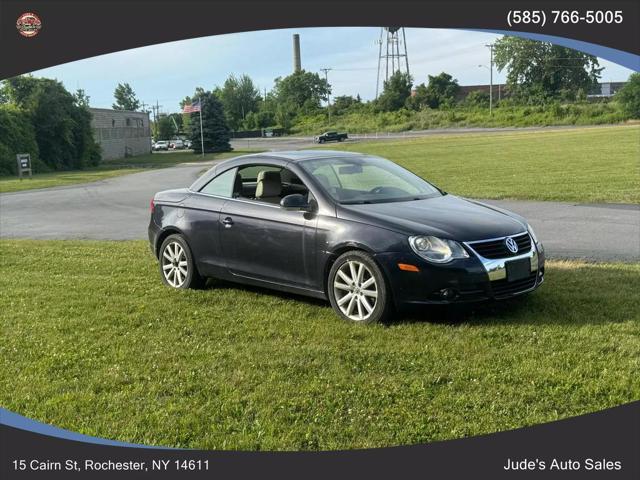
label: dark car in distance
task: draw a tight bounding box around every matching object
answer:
[149,151,544,323]
[314,131,348,143]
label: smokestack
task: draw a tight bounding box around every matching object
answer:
[293,34,301,72]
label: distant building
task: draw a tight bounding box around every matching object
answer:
[454,81,627,101]
[456,84,508,102]
[588,81,627,98]
[90,108,151,161]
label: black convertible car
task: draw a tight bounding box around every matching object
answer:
[149,151,544,323]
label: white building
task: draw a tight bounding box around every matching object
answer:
[90,108,151,160]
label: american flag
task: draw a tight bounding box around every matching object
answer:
[182,100,201,113]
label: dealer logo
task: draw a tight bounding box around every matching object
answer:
[505,236,519,254]
[16,12,42,38]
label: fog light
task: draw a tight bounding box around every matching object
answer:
[440,288,456,299]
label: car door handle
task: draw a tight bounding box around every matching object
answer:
[222,217,234,228]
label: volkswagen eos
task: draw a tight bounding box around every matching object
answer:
[149,151,544,323]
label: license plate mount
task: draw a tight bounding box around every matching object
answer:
[506,258,531,282]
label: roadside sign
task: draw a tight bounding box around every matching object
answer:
[16,153,33,179]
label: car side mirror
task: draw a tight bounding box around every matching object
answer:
[280,194,310,211]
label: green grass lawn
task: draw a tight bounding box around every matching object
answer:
[0,150,257,194]
[322,125,640,204]
[1,240,638,450]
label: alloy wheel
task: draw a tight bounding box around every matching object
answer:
[161,241,188,288]
[333,260,378,321]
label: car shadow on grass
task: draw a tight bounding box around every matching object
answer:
[200,262,638,328]
[203,278,329,308]
[394,297,536,326]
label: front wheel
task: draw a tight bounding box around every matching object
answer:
[159,234,205,289]
[328,251,393,324]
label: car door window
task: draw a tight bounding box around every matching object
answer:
[200,168,237,197]
[238,165,281,182]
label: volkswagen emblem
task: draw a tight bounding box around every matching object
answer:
[505,237,519,254]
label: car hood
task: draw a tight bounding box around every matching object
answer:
[338,194,527,241]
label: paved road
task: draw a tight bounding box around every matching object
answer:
[231,125,618,152]
[1,164,638,261]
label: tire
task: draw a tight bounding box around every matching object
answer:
[158,234,205,289]
[327,250,393,324]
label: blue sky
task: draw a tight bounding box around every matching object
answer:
[32,27,634,114]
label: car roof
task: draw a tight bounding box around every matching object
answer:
[234,150,364,162]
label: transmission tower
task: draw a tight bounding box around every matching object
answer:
[375,27,410,99]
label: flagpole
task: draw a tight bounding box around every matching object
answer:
[198,96,204,157]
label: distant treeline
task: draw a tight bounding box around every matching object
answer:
[0,77,100,175]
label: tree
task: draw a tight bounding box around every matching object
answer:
[422,72,460,109]
[73,88,90,108]
[112,82,140,111]
[616,73,640,118]
[273,70,330,113]
[167,113,184,135]
[219,74,261,131]
[407,83,428,110]
[376,71,412,112]
[275,101,297,132]
[188,90,231,153]
[3,76,100,170]
[156,116,175,141]
[493,37,602,102]
[464,90,490,108]
[242,110,275,130]
[0,104,40,175]
[0,83,9,104]
[332,95,362,115]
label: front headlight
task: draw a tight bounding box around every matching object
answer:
[527,224,539,244]
[409,235,469,264]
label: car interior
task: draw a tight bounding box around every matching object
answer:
[234,165,309,205]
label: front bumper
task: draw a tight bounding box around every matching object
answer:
[375,238,545,306]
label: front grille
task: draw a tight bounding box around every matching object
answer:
[468,232,531,259]
[490,272,537,297]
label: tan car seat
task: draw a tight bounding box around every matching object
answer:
[255,170,282,204]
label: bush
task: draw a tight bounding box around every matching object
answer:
[616,73,640,118]
[2,76,101,172]
[289,101,629,135]
[464,90,490,108]
[0,105,47,176]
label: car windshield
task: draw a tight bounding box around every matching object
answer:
[299,155,443,204]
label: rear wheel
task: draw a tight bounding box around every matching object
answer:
[159,234,205,289]
[328,251,393,324]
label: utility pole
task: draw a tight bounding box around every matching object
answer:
[320,68,332,124]
[152,100,162,139]
[486,44,494,115]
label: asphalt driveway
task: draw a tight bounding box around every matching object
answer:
[1,163,638,261]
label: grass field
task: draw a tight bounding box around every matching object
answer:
[1,240,638,450]
[321,125,640,204]
[0,150,256,194]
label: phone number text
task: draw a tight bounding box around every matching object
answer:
[507,10,623,28]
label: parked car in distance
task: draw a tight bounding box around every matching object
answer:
[149,151,545,324]
[153,141,169,151]
[170,139,185,150]
[314,131,348,143]
[184,140,192,149]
